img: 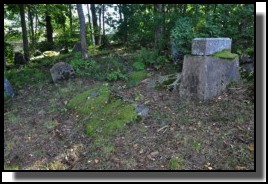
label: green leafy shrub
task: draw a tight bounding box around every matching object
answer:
[128,71,148,86]
[71,59,99,77]
[132,61,145,71]
[35,41,54,52]
[4,66,49,89]
[135,47,158,66]
[107,69,127,81]
[4,92,10,102]
[171,17,195,55]
[4,42,14,65]
[240,69,254,83]
[169,155,184,170]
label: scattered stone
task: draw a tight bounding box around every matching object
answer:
[192,38,232,56]
[239,54,254,73]
[33,50,42,57]
[14,52,27,65]
[43,51,59,57]
[89,90,99,98]
[134,103,149,117]
[150,151,159,157]
[50,62,75,83]
[4,77,15,97]
[60,47,69,54]
[72,42,82,52]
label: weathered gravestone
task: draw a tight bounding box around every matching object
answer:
[50,62,75,83]
[33,50,42,57]
[60,47,69,54]
[4,77,15,97]
[72,42,82,52]
[180,38,240,100]
[14,52,27,65]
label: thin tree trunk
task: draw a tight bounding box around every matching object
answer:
[19,4,29,62]
[118,4,123,23]
[98,4,102,45]
[69,4,73,34]
[28,6,34,44]
[45,6,53,44]
[91,4,99,45]
[86,4,92,30]
[77,4,89,60]
[102,4,105,36]
[154,4,164,53]
[87,4,94,45]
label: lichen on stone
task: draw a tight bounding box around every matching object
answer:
[212,49,238,60]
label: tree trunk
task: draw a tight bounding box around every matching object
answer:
[34,13,38,41]
[154,4,164,53]
[45,8,53,44]
[121,4,128,43]
[86,4,94,45]
[98,4,102,45]
[28,5,34,44]
[102,4,105,36]
[77,4,89,60]
[118,4,123,23]
[19,4,29,62]
[69,4,73,34]
[91,4,99,45]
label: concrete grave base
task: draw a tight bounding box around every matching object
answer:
[180,55,240,101]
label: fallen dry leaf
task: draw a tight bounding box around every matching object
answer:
[248,143,254,151]
[94,159,99,164]
[207,166,213,170]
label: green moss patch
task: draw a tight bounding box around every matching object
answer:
[68,84,138,140]
[169,155,184,170]
[128,71,148,86]
[212,49,238,60]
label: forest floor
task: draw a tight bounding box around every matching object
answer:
[4,48,254,170]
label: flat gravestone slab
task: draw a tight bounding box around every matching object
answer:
[192,38,232,56]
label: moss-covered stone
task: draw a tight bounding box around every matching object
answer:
[68,84,138,140]
[43,51,59,57]
[212,49,238,60]
[128,71,148,86]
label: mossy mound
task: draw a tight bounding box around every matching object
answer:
[68,84,138,139]
[128,71,148,86]
[212,49,238,60]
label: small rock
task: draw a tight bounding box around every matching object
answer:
[135,103,149,117]
[4,77,15,97]
[94,159,99,164]
[50,62,75,83]
[33,50,42,56]
[150,151,159,157]
[90,91,99,98]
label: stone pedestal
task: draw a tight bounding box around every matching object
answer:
[180,55,240,101]
[192,38,232,56]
